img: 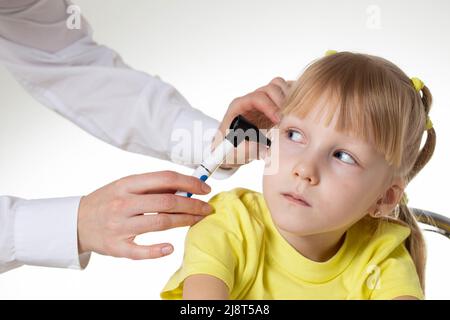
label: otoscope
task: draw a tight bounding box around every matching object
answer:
[175,115,271,197]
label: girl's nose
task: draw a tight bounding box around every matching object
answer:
[292,159,319,185]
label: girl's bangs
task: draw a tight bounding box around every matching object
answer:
[282,56,403,167]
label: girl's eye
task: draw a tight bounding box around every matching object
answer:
[334,151,356,165]
[286,129,304,142]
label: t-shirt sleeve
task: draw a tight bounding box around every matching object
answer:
[160,196,243,299]
[369,244,424,300]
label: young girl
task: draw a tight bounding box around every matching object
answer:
[161,51,436,300]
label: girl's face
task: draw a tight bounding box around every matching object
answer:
[263,101,395,237]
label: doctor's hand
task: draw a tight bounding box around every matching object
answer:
[77,171,213,259]
[212,77,292,168]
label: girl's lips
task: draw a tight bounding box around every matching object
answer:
[282,193,311,207]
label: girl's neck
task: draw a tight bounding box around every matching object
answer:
[278,227,347,262]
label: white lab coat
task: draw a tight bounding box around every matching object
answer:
[0,0,236,274]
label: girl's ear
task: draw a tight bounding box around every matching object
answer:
[376,177,406,216]
[263,128,281,174]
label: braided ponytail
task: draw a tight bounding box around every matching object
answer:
[406,86,436,182]
[395,85,436,292]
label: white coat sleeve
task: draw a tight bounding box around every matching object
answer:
[0,195,90,274]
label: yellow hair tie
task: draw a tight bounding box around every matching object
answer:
[411,77,424,92]
[425,116,433,130]
[410,78,432,130]
[325,50,338,56]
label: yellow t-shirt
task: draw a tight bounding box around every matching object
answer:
[161,188,424,300]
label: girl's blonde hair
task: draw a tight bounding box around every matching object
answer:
[282,51,436,291]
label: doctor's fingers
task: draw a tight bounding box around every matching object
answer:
[126,213,204,234]
[233,90,282,126]
[117,242,175,260]
[123,194,213,217]
[116,171,211,195]
[255,77,291,107]
[270,77,293,96]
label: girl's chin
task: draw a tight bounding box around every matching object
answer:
[271,215,319,236]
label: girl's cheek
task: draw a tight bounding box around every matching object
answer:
[264,141,286,174]
[280,141,304,160]
[330,158,362,179]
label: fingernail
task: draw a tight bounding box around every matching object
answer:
[202,183,211,193]
[161,246,173,255]
[203,204,213,214]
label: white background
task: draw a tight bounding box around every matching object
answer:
[0,0,449,299]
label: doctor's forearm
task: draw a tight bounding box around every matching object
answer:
[0,0,236,177]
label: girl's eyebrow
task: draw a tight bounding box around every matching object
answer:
[281,116,316,131]
[280,114,303,125]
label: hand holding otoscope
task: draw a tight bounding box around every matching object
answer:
[175,115,272,197]
[175,77,291,197]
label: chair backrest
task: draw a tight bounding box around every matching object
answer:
[411,208,450,239]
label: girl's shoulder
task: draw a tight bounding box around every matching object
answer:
[348,218,423,300]
[207,187,268,223]
[351,218,411,248]
[188,188,267,241]
[208,187,263,206]
[349,217,412,265]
